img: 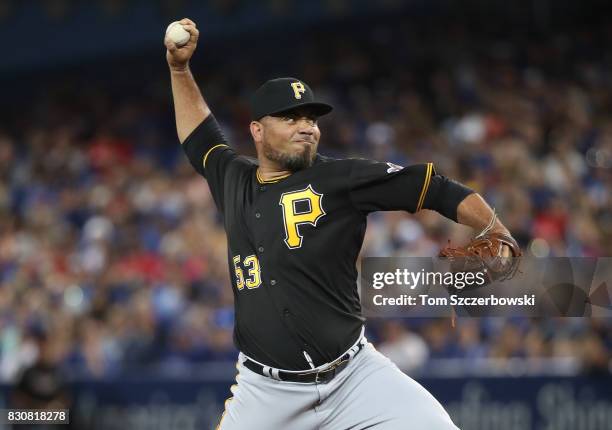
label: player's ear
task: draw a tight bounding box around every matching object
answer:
[250,120,264,143]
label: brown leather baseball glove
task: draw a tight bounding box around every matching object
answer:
[439,215,522,288]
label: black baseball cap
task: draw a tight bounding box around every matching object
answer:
[250,77,333,120]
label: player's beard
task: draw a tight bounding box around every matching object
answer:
[262,140,315,172]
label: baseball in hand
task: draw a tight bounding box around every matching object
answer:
[166,21,190,46]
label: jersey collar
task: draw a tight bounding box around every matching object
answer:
[255,155,323,184]
[256,169,292,184]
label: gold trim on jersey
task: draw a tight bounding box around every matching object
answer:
[256,168,292,184]
[203,144,228,169]
[416,162,434,212]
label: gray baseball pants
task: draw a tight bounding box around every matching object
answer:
[215,342,459,429]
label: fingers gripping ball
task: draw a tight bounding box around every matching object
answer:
[166,21,190,46]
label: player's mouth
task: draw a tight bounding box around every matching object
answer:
[292,139,314,145]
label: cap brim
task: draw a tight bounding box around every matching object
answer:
[266,102,333,118]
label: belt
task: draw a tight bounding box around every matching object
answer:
[242,337,366,384]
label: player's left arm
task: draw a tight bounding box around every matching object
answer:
[456,194,509,235]
[421,174,509,231]
[349,160,515,254]
[415,169,515,255]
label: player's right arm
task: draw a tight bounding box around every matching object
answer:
[165,18,209,142]
[165,18,234,211]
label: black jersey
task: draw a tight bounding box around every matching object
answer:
[184,115,438,370]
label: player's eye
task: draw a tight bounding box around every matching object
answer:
[282,116,296,123]
[298,117,317,127]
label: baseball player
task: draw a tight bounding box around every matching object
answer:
[166,19,516,430]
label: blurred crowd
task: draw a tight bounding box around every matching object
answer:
[0,15,611,382]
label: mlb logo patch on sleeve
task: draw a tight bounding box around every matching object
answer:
[386,162,403,173]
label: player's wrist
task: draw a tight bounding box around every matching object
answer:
[487,224,511,237]
[169,63,190,73]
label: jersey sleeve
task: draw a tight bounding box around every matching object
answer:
[348,159,435,214]
[182,114,237,211]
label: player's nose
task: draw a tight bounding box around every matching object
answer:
[297,128,314,136]
[296,121,315,134]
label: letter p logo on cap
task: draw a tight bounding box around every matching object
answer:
[291,82,306,99]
